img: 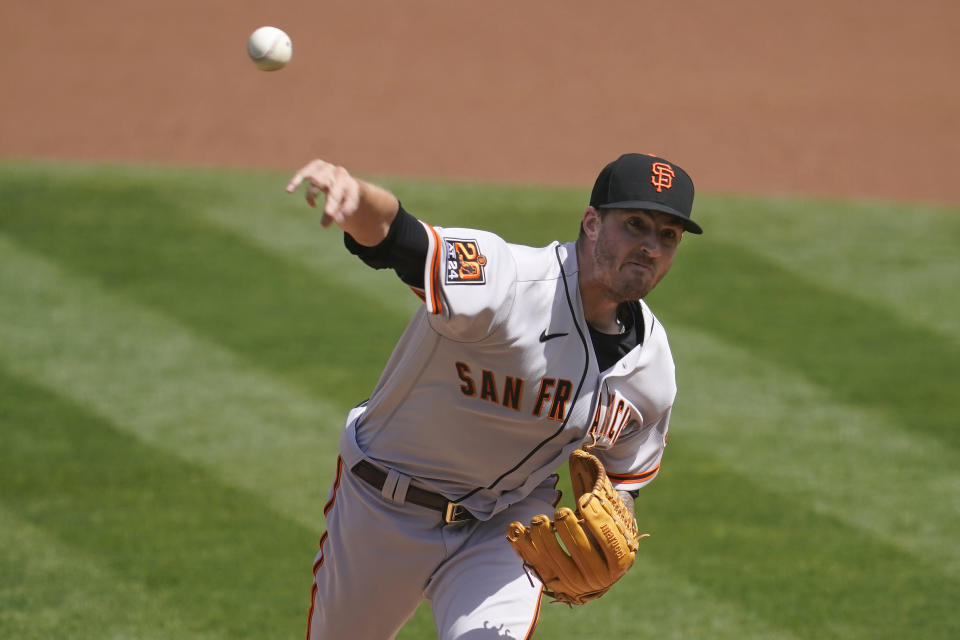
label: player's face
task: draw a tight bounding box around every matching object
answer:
[587,208,683,301]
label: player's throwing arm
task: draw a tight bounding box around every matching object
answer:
[285,160,361,226]
[286,159,400,246]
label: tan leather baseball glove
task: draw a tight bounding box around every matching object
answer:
[505,449,646,605]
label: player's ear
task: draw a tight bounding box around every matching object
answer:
[581,206,602,240]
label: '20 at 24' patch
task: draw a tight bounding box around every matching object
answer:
[444,238,487,285]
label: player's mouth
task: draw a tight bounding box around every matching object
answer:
[624,258,654,272]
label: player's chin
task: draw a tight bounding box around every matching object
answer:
[618,266,657,298]
[615,279,654,302]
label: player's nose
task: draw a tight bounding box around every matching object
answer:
[635,231,661,257]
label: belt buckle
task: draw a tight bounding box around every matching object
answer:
[444,502,469,524]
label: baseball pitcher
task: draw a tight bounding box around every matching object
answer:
[285,153,702,639]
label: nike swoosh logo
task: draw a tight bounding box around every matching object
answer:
[539,329,569,342]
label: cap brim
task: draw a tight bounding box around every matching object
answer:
[597,201,703,235]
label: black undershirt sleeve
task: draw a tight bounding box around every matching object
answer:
[343,204,429,288]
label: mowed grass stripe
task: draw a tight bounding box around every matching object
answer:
[0,234,340,529]
[0,506,220,640]
[0,369,314,639]
[165,168,424,314]
[0,165,408,400]
[700,194,960,342]
[672,328,960,577]
[638,445,960,639]
[533,551,804,640]
[651,235,960,450]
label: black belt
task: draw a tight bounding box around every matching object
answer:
[351,460,476,524]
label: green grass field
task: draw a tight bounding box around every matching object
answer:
[1,160,958,639]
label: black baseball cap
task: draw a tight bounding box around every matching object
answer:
[590,153,702,234]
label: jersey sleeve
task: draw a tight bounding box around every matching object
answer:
[343,204,428,288]
[594,406,671,492]
[420,224,518,342]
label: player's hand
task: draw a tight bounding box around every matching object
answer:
[286,159,361,228]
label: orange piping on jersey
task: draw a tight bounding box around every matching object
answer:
[309,455,343,640]
[410,287,427,303]
[607,463,661,484]
[306,579,318,640]
[306,530,329,640]
[313,532,328,574]
[523,588,544,639]
[424,223,444,315]
[323,456,344,517]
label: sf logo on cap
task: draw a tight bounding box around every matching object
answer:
[651,162,675,192]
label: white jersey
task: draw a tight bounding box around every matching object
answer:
[337,224,677,520]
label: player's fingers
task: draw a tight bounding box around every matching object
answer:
[575,495,635,575]
[286,159,332,194]
[505,522,537,564]
[285,172,305,193]
[554,508,608,591]
[324,181,346,225]
[286,165,316,193]
[325,165,359,224]
[339,177,361,217]
[528,513,590,594]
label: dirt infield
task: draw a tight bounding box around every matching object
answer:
[2,1,958,204]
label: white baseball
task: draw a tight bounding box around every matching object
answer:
[247,26,292,71]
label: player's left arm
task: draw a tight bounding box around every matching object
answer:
[593,406,672,493]
[616,489,636,514]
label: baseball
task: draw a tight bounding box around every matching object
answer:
[247,26,292,71]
